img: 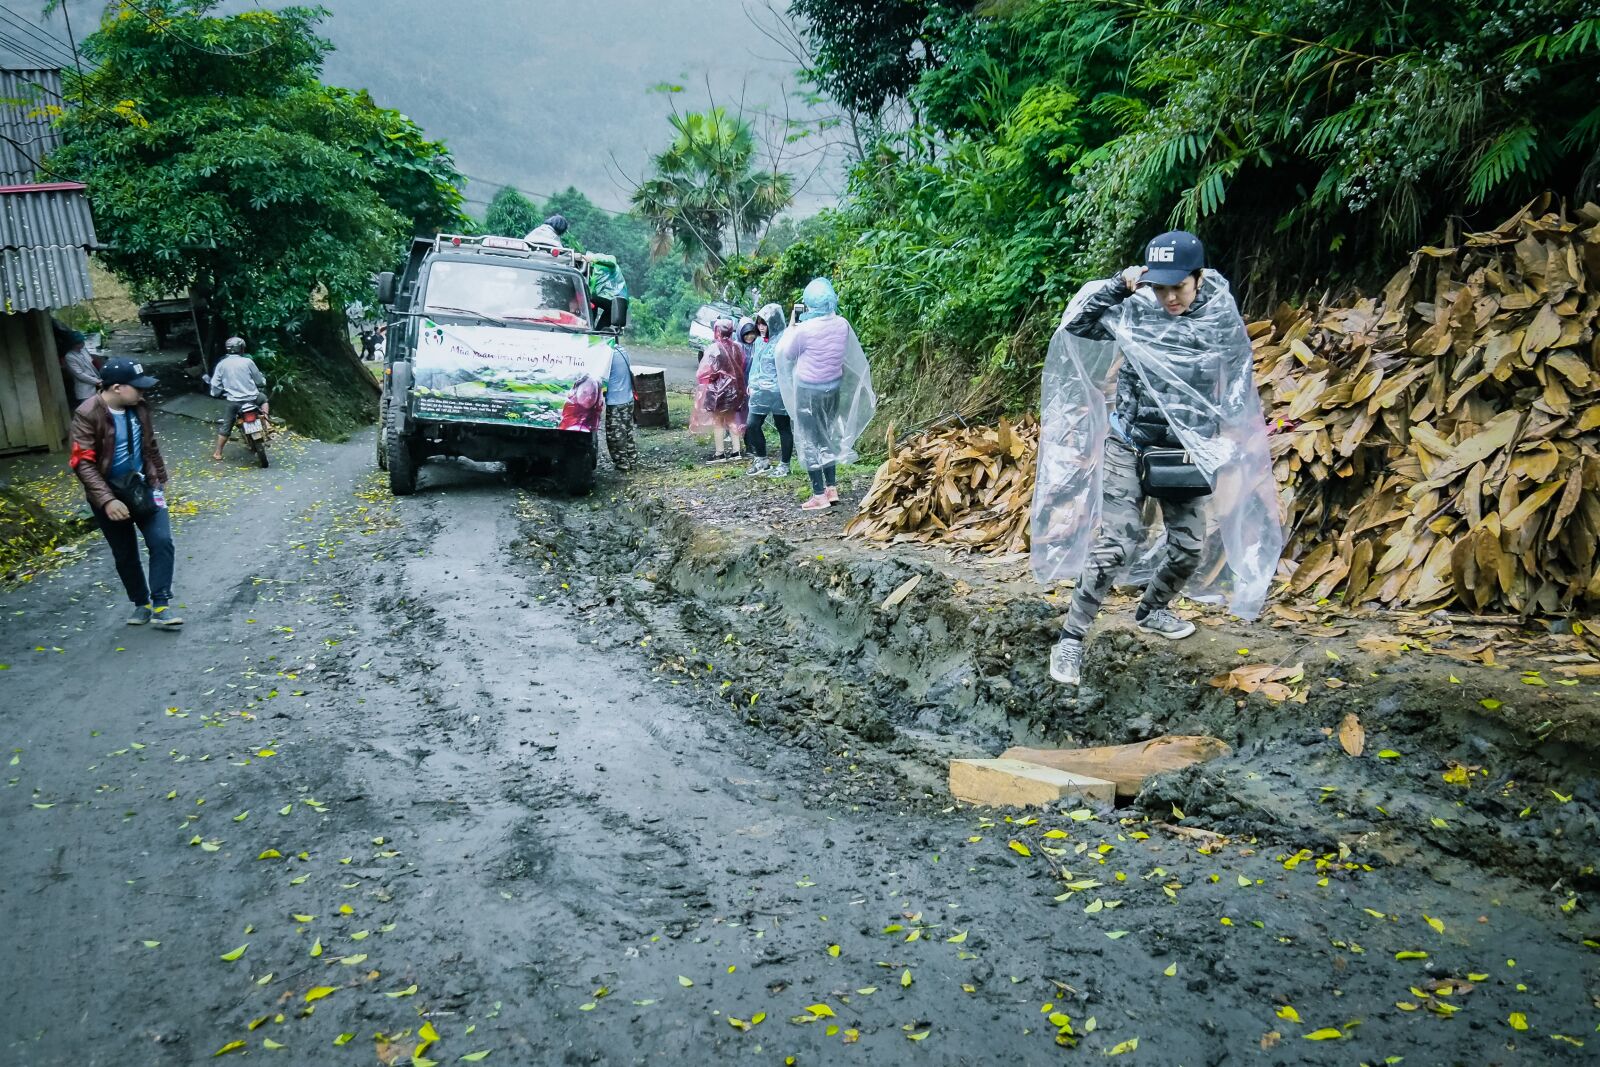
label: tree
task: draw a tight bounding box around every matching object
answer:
[483,186,541,238]
[630,107,794,280]
[47,1,464,338]
[788,0,971,115]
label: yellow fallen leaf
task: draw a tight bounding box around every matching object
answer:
[901,968,913,988]
[906,1031,929,1041]
[460,1053,491,1062]
[946,930,967,943]
[678,976,694,987]
[142,940,160,948]
[1424,915,1445,934]
[214,1039,247,1056]
[309,939,322,957]
[220,944,248,962]
[1276,1005,1300,1023]
[1508,1012,1528,1031]
[334,1034,354,1046]
[1395,951,1428,960]
[1163,962,1177,976]
[806,1004,835,1018]
[262,1038,284,1050]
[1009,840,1032,857]
[257,849,282,860]
[1042,829,1068,839]
[1303,1028,1343,1040]
[385,984,418,998]
[1106,1037,1139,1055]
[303,986,336,1002]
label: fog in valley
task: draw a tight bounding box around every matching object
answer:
[2,0,840,216]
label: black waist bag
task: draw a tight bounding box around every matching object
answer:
[1137,447,1212,501]
[108,470,158,522]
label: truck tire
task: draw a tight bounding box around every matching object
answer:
[375,388,388,470]
[387,419,418,496]
[557,434,596,496]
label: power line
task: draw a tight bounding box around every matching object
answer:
[0,5,77,66]
[120,0,276,59]
[0,30,71,73]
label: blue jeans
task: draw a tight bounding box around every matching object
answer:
[93,503,175,607]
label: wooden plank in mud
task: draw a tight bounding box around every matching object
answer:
[949,758,1116,807]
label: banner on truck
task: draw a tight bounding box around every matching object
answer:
[411,319,611,432]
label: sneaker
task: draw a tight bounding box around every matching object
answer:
[768,462,790,479]
[1136,607,1196,640]
[1050,638,1083,685]
[126,604,153,626]
[150,605,185,629]
[745,459,771,476]
[824,485,840,504]
[800,494,830,511]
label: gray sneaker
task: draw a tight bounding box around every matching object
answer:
[768,461,790,479]
[745,458,771,476]
[1049,638,1083,685]
[150,605,184,629]
[126,604,153,626]
[1137,607,1196,640]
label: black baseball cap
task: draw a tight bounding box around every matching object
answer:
[1142,230,1206,286]
[99,357,158,390]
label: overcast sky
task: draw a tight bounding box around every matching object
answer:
[1,0,841,215]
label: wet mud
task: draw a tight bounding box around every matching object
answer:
[1,438,1595,1066]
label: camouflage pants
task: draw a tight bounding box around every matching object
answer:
[605,403,639,471]
[1062,436,1205,640]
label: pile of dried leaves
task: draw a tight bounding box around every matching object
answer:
[1260,197,1600,614]
[848,198,1600,616]
[844,417,1038,554]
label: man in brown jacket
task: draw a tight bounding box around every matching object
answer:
[70,358,182,628]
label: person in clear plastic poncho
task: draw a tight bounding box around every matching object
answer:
[744,303,794,478]
[1030,231,1283,686]
[775,278,877,511]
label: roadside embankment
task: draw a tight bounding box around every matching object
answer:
[524,488,1600,891]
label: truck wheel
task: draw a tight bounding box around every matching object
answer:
[375,393,389,470]
[557,435,595,496]
[387,420,418,495]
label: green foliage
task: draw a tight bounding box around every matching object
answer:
[631,107,794,279]
[48,1,464,340]
[483,186,541,238]
[790,0,970,114]
[773,0,1600,425]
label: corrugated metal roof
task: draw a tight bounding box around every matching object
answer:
[1,244,91,312]
[0,184,95,250]
[0,68,67,185]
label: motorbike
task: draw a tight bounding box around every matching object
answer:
[238,402,270,468]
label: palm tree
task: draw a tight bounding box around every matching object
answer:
[631,108,793,281]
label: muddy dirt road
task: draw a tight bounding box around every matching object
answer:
[2,433,1594,1066]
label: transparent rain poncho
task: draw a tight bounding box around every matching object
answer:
[1028,271,1284,619]
[776,279,877,469]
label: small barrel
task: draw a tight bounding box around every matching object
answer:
[631,365,669,428]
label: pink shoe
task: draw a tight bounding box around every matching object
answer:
[800,494,830,511]
[824,486,840,504]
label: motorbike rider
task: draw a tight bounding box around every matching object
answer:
[210,337,270,461]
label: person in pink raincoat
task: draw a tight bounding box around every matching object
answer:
[691,319,749,462]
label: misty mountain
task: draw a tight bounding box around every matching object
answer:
[1,0,842,215]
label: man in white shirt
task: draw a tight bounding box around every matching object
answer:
[210,336,269,461]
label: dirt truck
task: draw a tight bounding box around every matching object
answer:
[373,232,629,495]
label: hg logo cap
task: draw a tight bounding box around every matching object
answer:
[1142,231,1206,286]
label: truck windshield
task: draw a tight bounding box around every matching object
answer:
[424,261,589,328]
